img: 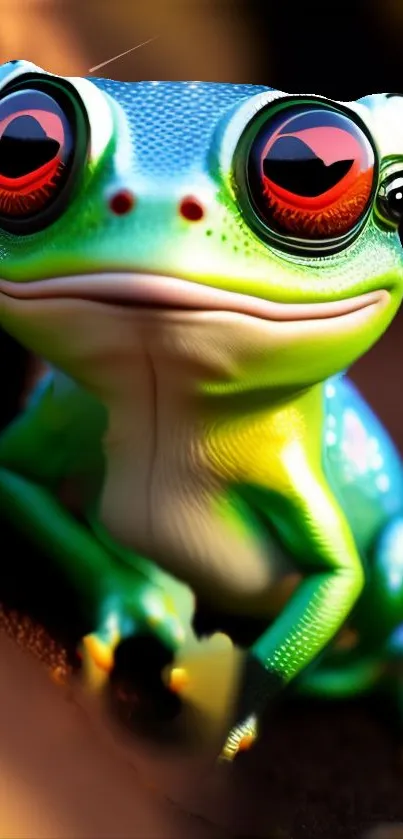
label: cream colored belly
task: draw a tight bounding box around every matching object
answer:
[98,412,290,617]
[69,319,296,618]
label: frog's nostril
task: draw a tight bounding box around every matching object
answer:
[179,195,205,222]
[108,189,136,216]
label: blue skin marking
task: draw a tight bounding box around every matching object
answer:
[324,373,403,558]
[89,78,270,179]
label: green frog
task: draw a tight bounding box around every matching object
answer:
[0,59,402,761]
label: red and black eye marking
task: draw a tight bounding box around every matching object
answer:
[0,90,71,218]
[0,78,89,234]
[239,102,376,249]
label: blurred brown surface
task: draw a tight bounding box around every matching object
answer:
[2,617,403,839]
[0,632,228,839]
[1,2,403,838]
[0,0,261,82]
[364,826,403,839]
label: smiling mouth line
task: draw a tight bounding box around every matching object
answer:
[0,273,388,322]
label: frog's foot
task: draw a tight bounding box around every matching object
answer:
[79,586,186,692]
[218,713,259,763]
[162,633,246,742]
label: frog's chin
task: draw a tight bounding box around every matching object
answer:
[0,272,390,323]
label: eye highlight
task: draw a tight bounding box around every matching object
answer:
[236,101,377,251]
[0,79,88,234]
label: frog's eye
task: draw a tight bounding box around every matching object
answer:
[376,173,403,228]
[236,102,376,252]
[0,81,88,233]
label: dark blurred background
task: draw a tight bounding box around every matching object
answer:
[1,3,403,838]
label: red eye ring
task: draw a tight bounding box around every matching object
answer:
[0,156,63,216]
[239,101,376,251]
[0,78,88,234]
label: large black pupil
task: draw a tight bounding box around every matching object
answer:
[0,114,60,179]
[263,134,354,197]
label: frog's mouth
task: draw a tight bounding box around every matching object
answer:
[0,273,389,321]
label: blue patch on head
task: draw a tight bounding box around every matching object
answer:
[88,79,270,178]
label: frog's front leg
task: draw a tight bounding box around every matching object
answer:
[220,444,365,761]
[0,466,188,690]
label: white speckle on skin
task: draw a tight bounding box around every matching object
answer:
[326,384,336,398]
[371,453,384,471]
[326,430,337,446]
[376,473,390,493]
[343,409,370,473]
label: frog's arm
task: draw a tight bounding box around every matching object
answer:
[0,374,186,671]
[223,442,365,759]
[0,370,99,485]
[0,373,123,615]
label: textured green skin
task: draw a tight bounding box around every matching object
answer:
[0,60,403,759]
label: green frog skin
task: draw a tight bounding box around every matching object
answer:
[0,59,403,761]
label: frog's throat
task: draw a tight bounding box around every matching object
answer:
[0,273,389,322]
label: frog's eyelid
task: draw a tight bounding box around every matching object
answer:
[352,94,403,163]
[64,77,114,163]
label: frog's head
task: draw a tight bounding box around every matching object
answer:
[0,59,402,403]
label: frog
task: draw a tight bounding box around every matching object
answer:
[0,59,403,763]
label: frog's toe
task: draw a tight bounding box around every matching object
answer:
[218,714,259,763]
[80,627,121,690]
[78,581,188,696]
[82,592,186,689]
[79,600,135,691]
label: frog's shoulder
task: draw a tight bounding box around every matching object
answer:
[24,364,55,411]
[323,371,392,438]
[27,366,87,410]
[26,366,105,439]
[322,371,403,527]
[322,370,400,461]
